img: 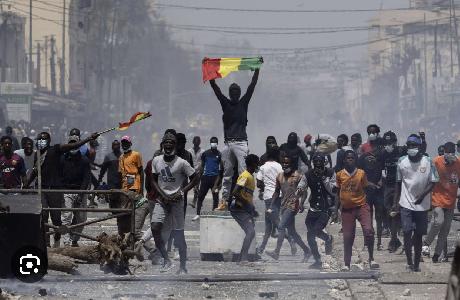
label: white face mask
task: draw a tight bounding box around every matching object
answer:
[210,143,218,149]
[407,148,419,157]
[368,133,378,141]
[37,139,48,150]
[384,145,394,153]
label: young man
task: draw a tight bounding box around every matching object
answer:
[230,154,260,263]
[176,133,194,214]
[14,137,35,177]
[350,133,362,156]
[381,131,406,253]
[298,153,336,268]
[256,146,296,255]
[150,133,198,274]
[5,126,20,151]
[189,136,204,208]
[259,136,278,167]
[423,142,460,262]
[26,131,99,247]
[336,150,379,271]
[209,67,260,211]
[335,134,351,172]
[279,132,310,171]
[438,145,445,157]
[193,137,223,220]
[0,136,26,189]
[358,146,385,250]
[118,136,144,236]
[266,155,312,262]
[395,135,439,272]
[60,136,91,247]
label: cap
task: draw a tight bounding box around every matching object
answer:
[121,135,131,143]
[304,134,312,143]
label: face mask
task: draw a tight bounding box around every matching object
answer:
[368,133,378,141]
[445,153,457,164]
[37,139,48,150]
[407,148,419,157]
[70,149,79,155]
[384,145,394,153]
[210,143,218,149]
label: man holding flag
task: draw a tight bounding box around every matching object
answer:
[206,56,262,210]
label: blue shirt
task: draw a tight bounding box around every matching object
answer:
[201,149,222,177]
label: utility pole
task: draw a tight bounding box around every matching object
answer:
[28,0,33,84]
[434,21,438,77]
[50,35,56,95]
[36,41,41,89]
[60,0,66,96]
[44,35,48,89]
[451,0,460,75]
[423,13,428,115]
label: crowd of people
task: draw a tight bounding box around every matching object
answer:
[1,66,460,275]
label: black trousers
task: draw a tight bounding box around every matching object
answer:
[305,210,330,260]
[197,175,219,215]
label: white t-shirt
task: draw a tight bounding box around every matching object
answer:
[188,147,204,171]
[397,155,439,211]
[256,161,283,200]
[14,149,35,176]
[152,155,195,195]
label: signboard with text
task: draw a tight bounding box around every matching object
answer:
[0,83,33,123]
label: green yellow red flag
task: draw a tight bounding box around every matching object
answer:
[202,57,263,82]
[117,112,151,131]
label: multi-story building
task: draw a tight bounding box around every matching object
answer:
[0,11,26,83]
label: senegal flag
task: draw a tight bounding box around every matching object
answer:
[202,57,263,82]
[118,112,151,131]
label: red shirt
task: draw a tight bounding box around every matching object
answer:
[432,156,460,209]
[0,153,26,188]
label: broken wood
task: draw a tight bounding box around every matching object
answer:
[47,253,80,275]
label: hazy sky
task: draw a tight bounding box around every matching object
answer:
[154,0,408,59]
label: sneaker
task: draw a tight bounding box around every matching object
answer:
[309,260,322,269]
[256,247,264,256]
[341,265,350,272]
[160,260,174,273]
[405,264,413,271]
[302,251,312,263]
[176,267,188,275]
[71,241,79,247]
[369,260,380,269]
[290,241,298,256]
[214,201,228,211]
[393,239,402,252]
[432,254,440,263]
[192,215,200,222]
[376,244,383,251]
[265,251,279,261]
[441,257,449,263]
[325,235,333,255]
[422,245,431,257]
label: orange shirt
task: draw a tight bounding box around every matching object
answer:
[336,168,368,209]
[432,156,460,209]
[119,150,143,193]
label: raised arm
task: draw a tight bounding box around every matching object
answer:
[60,133,99,153]
[242,68,260,103]
[209,79,228,103]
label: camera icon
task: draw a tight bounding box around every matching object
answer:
[12,246,47,283]
[19,254,41,275]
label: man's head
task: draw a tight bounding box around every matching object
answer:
[162,133,177,157]
[287,132,298,147]
[165,128,177,136]
[210,137,218,150]
[281,155,293,174]
[312,153,326,169]
[406,134,422,159]
[304,134,312,146]
[444,142,457,164]
[112,140,121,154]
[176,133,186,152]
[383,131,397,153]
[121,136,132,153]
[337,134,349,149]
[5,126,13,136]
[267,146,280,162]
[350,133,362,149]
[245,154,259,173]
[22,137,34,156]
[266,136,277,150]
[1,136,13,155]
[193,136,201,148]
[229,83,241,103]
[69,128,81,138]
[343,150,356,170]
[438,145,445,156]
[68,135,80,155]
[367,124,380,141]
[37,132,51,151]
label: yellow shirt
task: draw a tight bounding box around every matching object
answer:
[336,168,368,209]
[235,170,255,206]
[119,150,143,193]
